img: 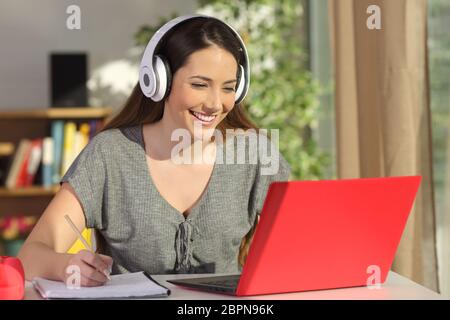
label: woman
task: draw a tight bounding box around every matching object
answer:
[18,15,291,287]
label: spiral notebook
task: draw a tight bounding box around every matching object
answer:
[32,271,170,299]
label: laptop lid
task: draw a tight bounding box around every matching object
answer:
[236,176,421,296]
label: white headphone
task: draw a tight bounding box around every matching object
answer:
[139,14,250,104]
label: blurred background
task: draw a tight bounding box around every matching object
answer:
[0,0,448,298]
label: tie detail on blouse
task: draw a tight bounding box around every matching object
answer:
[174,220,198,273]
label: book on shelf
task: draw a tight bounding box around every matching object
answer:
[61,121,77,177]
[42,137,53,188]
[2,119,103,189]
[5,139,31,189]
[0,143,15,186]
[24,139,43,187]
[51,120,64,185]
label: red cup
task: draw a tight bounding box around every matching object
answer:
[0,256,25,300]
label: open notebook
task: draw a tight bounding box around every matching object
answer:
[32,271,170,299]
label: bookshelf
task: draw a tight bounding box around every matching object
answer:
[0,185,60,197]
[0,107,112,119]
[0,107,114,218]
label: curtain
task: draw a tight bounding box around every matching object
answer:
[329,0,439,291]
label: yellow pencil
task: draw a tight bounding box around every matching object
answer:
[64,214,111,280]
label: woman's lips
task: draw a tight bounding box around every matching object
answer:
[189,110,217,126]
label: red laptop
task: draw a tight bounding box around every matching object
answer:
[167,176,421,296]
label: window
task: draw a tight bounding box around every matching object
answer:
[308,0,336,179]
[428,0,450,298]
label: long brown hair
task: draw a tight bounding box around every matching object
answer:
[102,17,259,269]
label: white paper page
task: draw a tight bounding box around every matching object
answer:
[32,271,169,299]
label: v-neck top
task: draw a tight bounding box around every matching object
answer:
[60,124,291,275]
[141,126,217,220]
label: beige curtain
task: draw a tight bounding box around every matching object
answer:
[329,0,439,291]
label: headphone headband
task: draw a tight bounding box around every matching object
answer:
[139,14,250,104]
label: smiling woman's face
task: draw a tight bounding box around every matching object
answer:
[164,45,238,141]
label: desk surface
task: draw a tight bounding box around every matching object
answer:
[25,271,445,300]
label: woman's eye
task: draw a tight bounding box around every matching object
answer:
[192,83,207,88]
[224,88,235,92]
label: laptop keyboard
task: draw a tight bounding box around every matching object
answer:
[200,276,241,288]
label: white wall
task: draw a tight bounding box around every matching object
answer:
[0,0,197,110]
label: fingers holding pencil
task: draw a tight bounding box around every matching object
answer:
[79,250,112,281]
[63,214,113,286]
[97,254,113,273]
[64,250,113,287]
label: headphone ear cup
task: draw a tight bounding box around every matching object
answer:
[152,55,171,102]
[160,56,172,101]
[235,64,246,103]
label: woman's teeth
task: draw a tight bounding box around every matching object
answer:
[190,110,216,123]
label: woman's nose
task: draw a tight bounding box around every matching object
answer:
[205,88,223,112]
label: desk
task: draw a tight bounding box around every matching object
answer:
[24,271,445,300]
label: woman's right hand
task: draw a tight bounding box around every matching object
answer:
[62,250,113,287]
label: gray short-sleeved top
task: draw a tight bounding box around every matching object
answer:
[60,124,291,275]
